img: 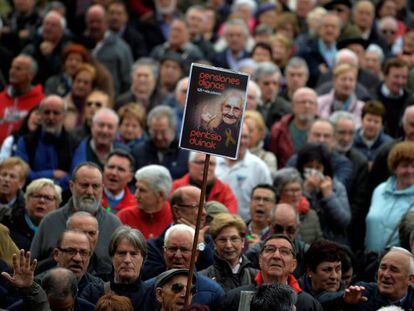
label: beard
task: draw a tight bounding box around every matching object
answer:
[73,192,102,213]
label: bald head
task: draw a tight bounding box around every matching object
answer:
[270,203,299,241]
[86,4,107,42]
[40,95,65,134]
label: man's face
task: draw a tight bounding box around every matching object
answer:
[168,21,188,48]
[70,166,103,213]
[104,155,133,195]
[309,261,342,292]
[221,96,242,125]
[364,51,382,74]
[163,230,194,269]
[292,90,317,123]
[188,153,216,185]
[353,1,375,31]
[246,84,259,110]
[68,216,99,250]
[40,97,65,135]
[107,3,127,31]
[259,238,297,282]
[214,226,244,266]
[156,275,192,311]
[186,9,204,37]
[42,14,63,42]
[258,73,279,103]
[155,0,177,15]
[113,239,144,283]
[175,79,188,107]
[132,65,156,94]
[225,24,247,53]
[173,187,205,226]
[295,0,315,18]
[160,60,182,87]
[53,232,91,279]
[380,22,398,45]
[319,15,340,45]
[0,167,24,200]
[72,70,93,98]
[86,9,107,41]
[271,205,299,241]
[84,92,109,124]
[308,121,335,151]
[9,56,32,87]
[377,251,414,301]
[334,118,355,153]
[285,67,308,93]
[149,116,175,150]
[91,113,118,147]
[135,180,162,213]
[249,188,275,226]
[26,185,59,224]
[384,66,408,95]
[362,113,382,140]
[403,109,414,141]
[332,4,350,24]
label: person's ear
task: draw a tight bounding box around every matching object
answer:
[408,274,414,284]
[53,248,60,261]
[155,287,164,304]
[289,258,297,274]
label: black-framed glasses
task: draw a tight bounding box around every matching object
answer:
[262,245,294,257]
[58,247,91,258]
[272,224,297,235]
[86,101,104,108]
[171,283,196,295]
[30,193,56,202]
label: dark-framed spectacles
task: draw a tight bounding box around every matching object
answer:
[170,282,196,295]
[58,247,91,258]
[272,224,297,235]
[262,245,294,257]
[30,193,56,202]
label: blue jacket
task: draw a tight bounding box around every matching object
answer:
[365,176,414,252]
[144,272,225,310]
[353,128,393,162]
[131,138,189,179]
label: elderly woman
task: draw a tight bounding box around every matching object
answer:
[81,226,148,309]
[317,63,365,128]
[273,168,323,244]
[117,165,172,240]
[365,142,414,252]
[200,213,258,292]
[296,143,351,244]
[116,103,147,151]
[2,178,61,250]
[299,240,346,308]
[244,110,277,177]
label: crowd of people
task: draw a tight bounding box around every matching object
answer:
[1,0,414,310]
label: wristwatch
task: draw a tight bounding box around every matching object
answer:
[197,242,206,251]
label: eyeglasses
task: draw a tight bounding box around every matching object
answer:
[86,101,104,108]
[381,29,396,35]
[216,236,242,244]
[30,193,56,202]
[164,246,191,255]
[252,196,274,203]
[170,283,196,295]
[272,224,297,235]
[262,245,294,257]
[58,247,91,258]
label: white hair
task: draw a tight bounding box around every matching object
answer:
[336,48,359,67]
[388,247,414,275]
[44,10,66,29]
[92,107,119,126]
[164,224,195,246]
[366,44,385,63]
[378,16,398,31]
[231,0,257,14]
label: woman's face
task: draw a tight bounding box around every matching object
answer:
[64,53,84,77]
[395,160,414,190]
[119,116,143,141]
[271,41,289,62]
[309,261,342,293]
[279,181,302,206]
[28,110,41,132]
[72,70,93,98]
[333,70,357,99]
[244,117,262,148]
[214,226,244,267]
[304,160,324,173]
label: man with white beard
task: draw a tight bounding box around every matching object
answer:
[329,111,369,251]
[30,162,122,272]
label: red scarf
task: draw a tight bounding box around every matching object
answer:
[254,272,302,293]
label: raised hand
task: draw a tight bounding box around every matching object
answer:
[1,249,37,288]
[343,285,367,304]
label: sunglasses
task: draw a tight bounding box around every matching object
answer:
[272,224,297,235]
[171,283,196,295]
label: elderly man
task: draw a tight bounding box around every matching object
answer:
[141,185,214,280]
[171,152,238,214]
[30,162,121,273]
[144,224,225,309]
[0,157,28,213]
[221,234,322,311]
[117,165,173,239]
[246,80,262,110]
[280,57,310,102]
[252,62,291,129]
[102,149,135,213]
[15,95,79,193]
[71,108,125,171]
[268,87,318,168]
[132,106,189,179]
[213,19,250,70]
[79,4,133,96]
[22,11,70,84]
[80,226,151,309]
[216,122,272,222]
[0,54,44,144]
[115,57,161,112]
[2,178,61,251]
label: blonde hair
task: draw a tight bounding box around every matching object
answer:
[209,213,246,240]
[333,63,357,79]
[25,178,62,205]
[0,157,29,181]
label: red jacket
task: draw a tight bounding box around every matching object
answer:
[171,174,238,214]
[255,271,302,293]
[117,202,172,239]
[0,85,44,144]
[268,114,295,168]
[101,187,136,213]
